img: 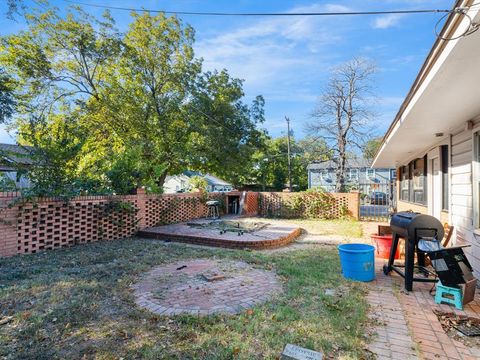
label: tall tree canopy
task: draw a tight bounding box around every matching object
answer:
[0,68,16,122]
[307,58,376,192]
[240,135,329,191]
[363,136,383,162]
[1,6,265,195]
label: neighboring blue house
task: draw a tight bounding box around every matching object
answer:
[307,158,396,192]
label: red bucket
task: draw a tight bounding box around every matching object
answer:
[371,233,399,259]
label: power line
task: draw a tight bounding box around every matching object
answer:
[62,1,451,17]
[286,117,292,192]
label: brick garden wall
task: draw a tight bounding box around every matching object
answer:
[258,191,360,220]
[0,189,358,257]
[0,189,234,257]
[1,191,141,257]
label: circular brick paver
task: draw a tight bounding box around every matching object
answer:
[132,259,282,316]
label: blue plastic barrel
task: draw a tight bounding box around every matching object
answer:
[338,243,375,282]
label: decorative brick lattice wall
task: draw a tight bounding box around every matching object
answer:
[15,196,139,254]
[258,192,359,220]
[0,190,229,257]
[144,193,207,228]
[0,190,357,257]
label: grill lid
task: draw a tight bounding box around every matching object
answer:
[390,211,444,240]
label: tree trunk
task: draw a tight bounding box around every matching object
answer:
[335,136,347,192]
[157,171,168,190]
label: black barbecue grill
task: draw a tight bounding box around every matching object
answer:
[383,211,445,291]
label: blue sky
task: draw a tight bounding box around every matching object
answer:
[0,0,455,143]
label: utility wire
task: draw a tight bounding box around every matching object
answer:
[61,1,480,41]
[63,1,451,17]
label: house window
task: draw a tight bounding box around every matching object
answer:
[320,170,331,182]
[366,168,375,179]
[390,169,397,181]
[411,156,427,205]
[349,169,359,181]
[441,145,449,211]
[400,166,409,201]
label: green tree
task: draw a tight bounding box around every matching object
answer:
[0,68,16,122]
[242,135,329,191]
[16,112,94,198]
[188,176,208,192]
[363,137,383,162]
[185,71,266,185]
[90,11,201,192]
[1,6,266,196]
[1,6,122,194]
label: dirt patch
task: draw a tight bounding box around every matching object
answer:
[434,309,480,348]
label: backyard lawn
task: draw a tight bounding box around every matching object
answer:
[283,218,363,238]
[0,222,371,360]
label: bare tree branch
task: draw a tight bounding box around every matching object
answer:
[306,57,377,192]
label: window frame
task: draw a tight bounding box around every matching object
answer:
[366,168,375,180]
[473,132,480,229]
[390,169,397,181]
[348,168,359,181]
[441,145,449,211]
[399,156,427,205]
[319,169,330,182]
[400,166,410,201]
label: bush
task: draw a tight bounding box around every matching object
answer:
[260,188,350,219]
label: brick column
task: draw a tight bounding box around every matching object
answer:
[243,192,259,216]
[136,188,148,230]
[0,193,19,257]
[349,191,360,220]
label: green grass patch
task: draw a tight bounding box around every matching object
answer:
[282,219,363,238]
[0,238,370,359]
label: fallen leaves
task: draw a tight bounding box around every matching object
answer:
[433,309,480,347]
[0,316,13,326]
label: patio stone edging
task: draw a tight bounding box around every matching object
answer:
[137,226,302,250]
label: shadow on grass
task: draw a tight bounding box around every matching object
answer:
[0,238,371,359]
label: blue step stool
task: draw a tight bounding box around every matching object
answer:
[435,282,463,310]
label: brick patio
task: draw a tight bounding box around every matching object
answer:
[367,257,480,360]
[132,259,282,316]
[138,217,302,249]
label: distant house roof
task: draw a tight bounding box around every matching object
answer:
[0,143,35,171]
[183,171,232,186]
[165,174,190,183]
[307,157,371,170]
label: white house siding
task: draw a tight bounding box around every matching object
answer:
[393,126,480,277]
[450,127,480,277]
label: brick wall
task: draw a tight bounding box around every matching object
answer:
[258,191,360,220]
[0,189,231,257]
[0,192,20,257]
[0,189,358,258]
[225,191,259,217]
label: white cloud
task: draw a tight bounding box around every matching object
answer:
[372,14,405,29]
[195,3,351,92]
